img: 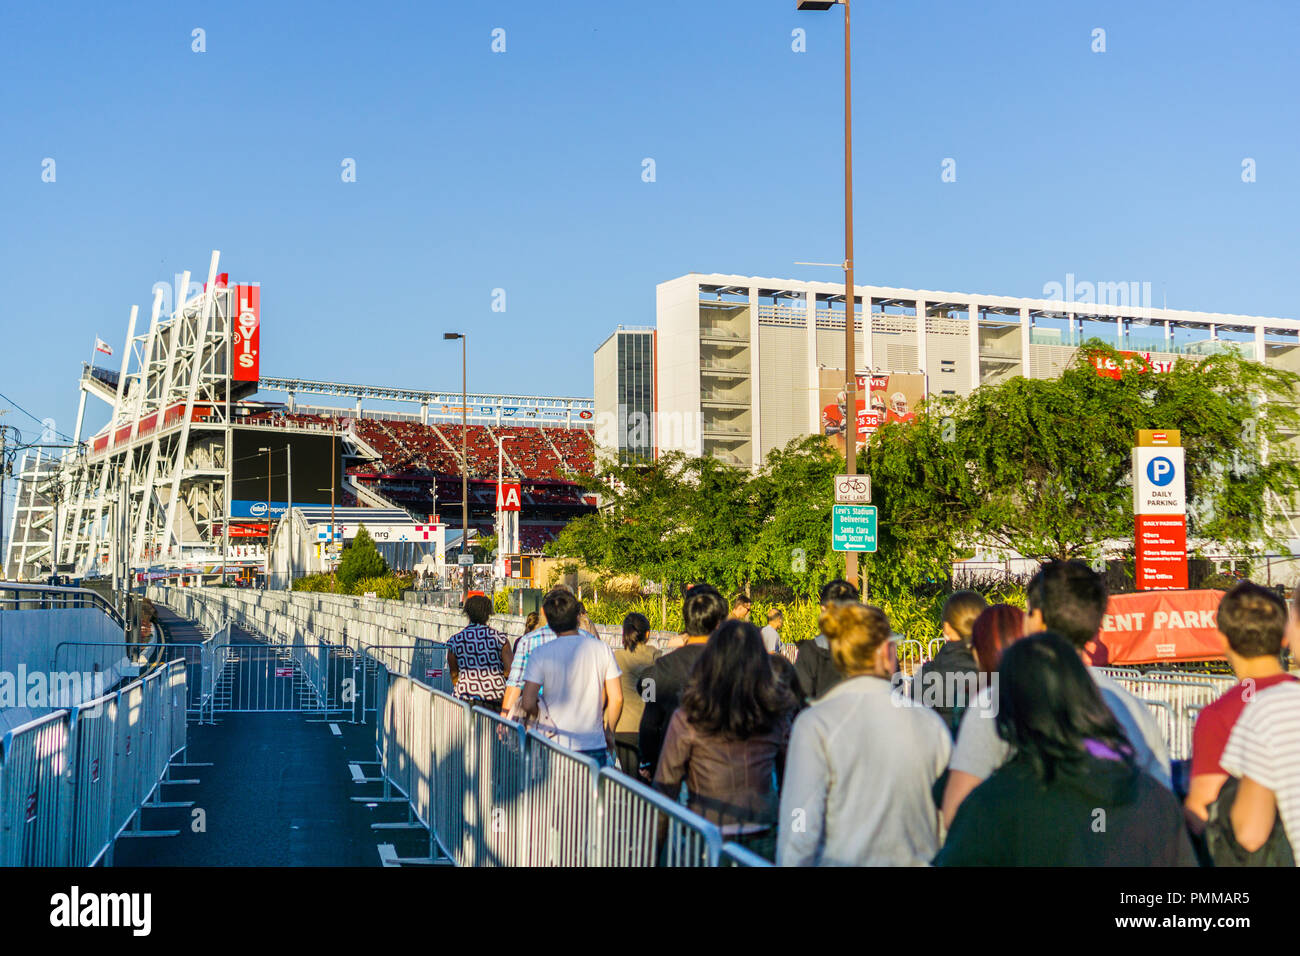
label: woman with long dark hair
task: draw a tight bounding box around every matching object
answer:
[936,631,1196,866]
[653,620,797,860]
[613,612,660,775]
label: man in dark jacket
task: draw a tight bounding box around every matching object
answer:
[912,590,987,737]
[793,579,860,704]
[637,585,728,779]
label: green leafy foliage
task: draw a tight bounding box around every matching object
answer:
[863,342,1300,570]
[337,524,388,587]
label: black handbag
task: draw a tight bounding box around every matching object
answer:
[1204,776,1295,867]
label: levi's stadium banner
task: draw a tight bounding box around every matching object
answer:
[1090,350,1176,380]
[1083,589,1226,665]
[233,284,261,383]
[817,370,926,454]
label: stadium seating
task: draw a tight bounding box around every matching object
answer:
[245,409,594,551]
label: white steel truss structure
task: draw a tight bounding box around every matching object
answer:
[3,250,600,582]
[4,252,250,580]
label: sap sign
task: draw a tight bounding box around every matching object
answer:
[232,499,288,519]
[1133,447,1185,515]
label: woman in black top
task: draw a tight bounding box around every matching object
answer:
[935,631,1197,867]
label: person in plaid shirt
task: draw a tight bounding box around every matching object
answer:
[446,595,512,711]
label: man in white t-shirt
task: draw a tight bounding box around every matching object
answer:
[520,588,622,765]
[941,560,1172,826]
[1220,680,1300,859]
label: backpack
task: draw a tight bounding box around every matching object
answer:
[1204,776,1295,867]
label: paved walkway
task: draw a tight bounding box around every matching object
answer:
[114,610,432,866]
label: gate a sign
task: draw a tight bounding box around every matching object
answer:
[1133,430,1187,591]
[496,482,522,512]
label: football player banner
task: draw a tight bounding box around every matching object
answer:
[1083,589,1226,665]
[818,369,925,454]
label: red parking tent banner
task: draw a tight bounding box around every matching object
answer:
[1084,589,1226,665]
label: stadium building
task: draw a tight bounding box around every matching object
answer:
[3,253,596,583]
[595,271,1300,462]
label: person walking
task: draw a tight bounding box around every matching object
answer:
[613,612,660,775]
[911,590,986,737]
[637,586,728,780]
[445,594,512,712]
[519,589,622,766]
[778,602,951,866]
[942,560,1172,826]
[654,620,796,860]
[936,632,1197,867]
[1186,582,1297,829]
[761,609,784,655]
[794,579,858,703]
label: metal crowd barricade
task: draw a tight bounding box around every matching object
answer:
[1109,675,1230,760]
[1137,698,1179,759]
[597,767,723,867]
[429,690,471,862]
[466,707,527,867]
[720,841,774,867]
[894,638,927,676]
[68,690,118,866]
[0,711,72,866]
[522,732,600,866]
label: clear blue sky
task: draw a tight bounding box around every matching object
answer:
[2,0,1297,449]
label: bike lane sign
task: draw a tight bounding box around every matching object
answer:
[834,474,871,504]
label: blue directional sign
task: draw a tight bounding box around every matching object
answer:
[832,504,877,553]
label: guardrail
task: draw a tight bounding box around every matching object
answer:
[0,658,189,866]
[373,673,764,867]
[0,582,125,628]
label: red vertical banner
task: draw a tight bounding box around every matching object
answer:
[232,284,261,383]
[1134,515,1189,590]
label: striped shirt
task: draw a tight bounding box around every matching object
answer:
[1220,680,1300,860]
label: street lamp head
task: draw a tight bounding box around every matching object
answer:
[443,332,463,340]
[796,1,838,9]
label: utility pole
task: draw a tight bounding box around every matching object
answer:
[286,443,293,590]
[330,426,337,587]
[798,0,860,592]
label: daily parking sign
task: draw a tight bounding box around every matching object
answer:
[833,504,878,552]
[1133,446,1186,514]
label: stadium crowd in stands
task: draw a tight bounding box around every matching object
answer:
[441,560,1300,865]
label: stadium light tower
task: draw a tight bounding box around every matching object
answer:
[444,332,469,597]
[797,0,861,589]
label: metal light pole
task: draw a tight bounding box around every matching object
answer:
[285,443,293,590]
[798,0,859,589]
[444,332,469,597]
[259,445,272,586]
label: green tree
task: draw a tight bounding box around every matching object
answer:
[863,342,1300,579]
[337,523,388,587]
[547,437,842,595]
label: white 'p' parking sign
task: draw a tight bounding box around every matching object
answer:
[1133,446,1186,514]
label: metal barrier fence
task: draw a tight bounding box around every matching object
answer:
[0,659,189,867]
[1095,668,1235,761]
[371,673,764,867]
[598,765,721,866]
